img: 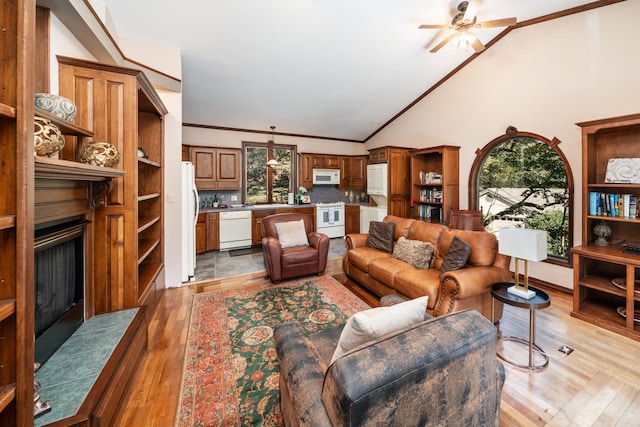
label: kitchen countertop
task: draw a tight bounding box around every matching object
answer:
[199,203,316,214]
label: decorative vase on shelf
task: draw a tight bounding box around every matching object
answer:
[79,141,121,167]
[593,220,612,247]
[34,115,65,157]
[348,190,355,203]
[35,93,77,122]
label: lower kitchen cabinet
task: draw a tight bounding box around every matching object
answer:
[196,214,207,255]
[208,212,219,251]
[345,205,360,234]
[252,210,277,245]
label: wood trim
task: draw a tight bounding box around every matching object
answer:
[184,123,363,144]
[35,6,50,93]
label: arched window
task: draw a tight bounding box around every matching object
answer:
[469,130,574,265]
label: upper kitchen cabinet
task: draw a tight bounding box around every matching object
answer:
[58,56,167,314]
[299,153,314,189]
[339,156,367,189]
[313,154,340,169]
[190,146,242,190]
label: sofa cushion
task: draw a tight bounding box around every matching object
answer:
[330,296,428,364]
[383,215,415,241]
[366,221,395,253]
[275,219,309,248]
[347,247,392,272]
[369,257,415,287]
[440,236,471,275]
[393,237,434,269]
[394,269,442,308]
[447,229,498,267]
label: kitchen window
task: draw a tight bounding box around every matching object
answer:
[243,142,296,204]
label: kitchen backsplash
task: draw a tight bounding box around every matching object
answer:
[198,186,368,206]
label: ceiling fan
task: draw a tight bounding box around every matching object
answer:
[419,1,516,53]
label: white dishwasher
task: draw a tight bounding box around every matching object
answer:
[219,210,252,250]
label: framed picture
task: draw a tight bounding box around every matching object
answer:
[301,195,311,204]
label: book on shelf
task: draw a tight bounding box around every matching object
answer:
[589,192,639,218]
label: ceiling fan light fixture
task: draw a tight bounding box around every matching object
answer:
[453,31,473,49]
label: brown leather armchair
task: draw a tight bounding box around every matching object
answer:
[261,213,330,283]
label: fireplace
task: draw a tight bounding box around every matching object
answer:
[34,217,88,365]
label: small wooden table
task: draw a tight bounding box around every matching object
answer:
[491,282,551,370]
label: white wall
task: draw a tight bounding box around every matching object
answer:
[366,1,640,289]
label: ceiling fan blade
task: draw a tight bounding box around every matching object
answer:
[471,36,485,53]
[476,17,517,28]
[419,24,450,29]
[430,33,455,53]
[462,0,479,23]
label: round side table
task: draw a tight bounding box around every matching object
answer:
[491,282,551,371]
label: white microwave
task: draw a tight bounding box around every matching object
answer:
[312,168,340,185]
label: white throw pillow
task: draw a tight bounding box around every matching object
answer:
[275,219,309,248]
[330,296,428,364]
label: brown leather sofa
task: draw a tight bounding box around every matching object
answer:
[343,215,512,321]
[262,212,330,283]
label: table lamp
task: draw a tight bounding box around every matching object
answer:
[498,228,547,299]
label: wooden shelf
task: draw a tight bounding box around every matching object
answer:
[137,238,160,265]
[0,215,16,230]
[0,300,16,322]
[138,193,160,202]
[0,383,16,413]
[35,156,125,181]
[138,215,160,233]
[587,215,640,223]
[138,157,160,168]
[35,108,93,137]
[138,261,163,298]
[0,103,16,119]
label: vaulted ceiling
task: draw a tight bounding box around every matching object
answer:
[100,0,613,141]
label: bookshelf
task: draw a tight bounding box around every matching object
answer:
[572,113,640,341]
[409,146,460,224]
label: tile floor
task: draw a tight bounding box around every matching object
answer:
[194,237,347,281]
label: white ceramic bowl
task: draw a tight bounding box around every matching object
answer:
[35,93,77,121]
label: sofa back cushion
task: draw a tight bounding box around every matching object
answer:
[440,229,498,267]
[383,215,415,241]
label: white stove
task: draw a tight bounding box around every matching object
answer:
[315,202,345,238]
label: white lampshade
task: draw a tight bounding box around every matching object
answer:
[499,228,547,262]
[267,159,279,167]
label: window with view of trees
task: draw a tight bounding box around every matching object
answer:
[243,142,296,204]
[470,133,573,264]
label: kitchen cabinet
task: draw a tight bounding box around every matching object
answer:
[571,113,640,341]
[59,56,167,314]
[409,146,460,224]
[196,214,207,254]
[252,210,277,245]
[345,205,361,234]
[208,212,220,251]
[299,153,314,189]
[190,146,242,190]
[313,155,340,169]
[368,146,411,218]
[339,156,367,189]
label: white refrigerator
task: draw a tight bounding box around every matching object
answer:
[181,161,200,282]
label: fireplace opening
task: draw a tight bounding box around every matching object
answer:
[34,218,89,365]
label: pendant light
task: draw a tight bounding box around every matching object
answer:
[267,125,279,167]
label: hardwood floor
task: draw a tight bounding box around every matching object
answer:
[115,258,640,426]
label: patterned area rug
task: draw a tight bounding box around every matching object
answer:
[175,275,370,426]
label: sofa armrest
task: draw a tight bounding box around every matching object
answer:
[273,322,333,427]
[345,233,368,249]
[308,232,328,249]
[262,236,283,281]
[435,266,512,316]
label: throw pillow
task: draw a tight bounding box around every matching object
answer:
[366,221,395,253]
[275,220,309,248]
[393,237,434,269]
[440,236,471,275]
[330,295,428,364]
